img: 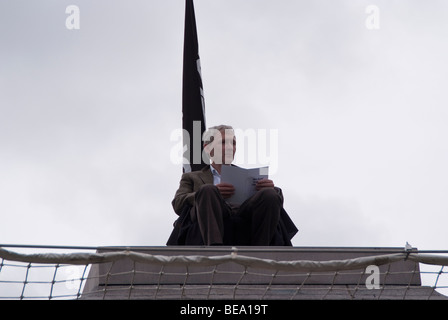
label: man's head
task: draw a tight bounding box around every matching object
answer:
[203,125,236,165]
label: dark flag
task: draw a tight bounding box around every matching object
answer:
[182,0,207,172]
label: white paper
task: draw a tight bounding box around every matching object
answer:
[220,165,269,205]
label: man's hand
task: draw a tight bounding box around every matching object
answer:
[216,183,235,199]
[256,178,275,190]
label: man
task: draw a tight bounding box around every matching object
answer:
[167,125,298,246]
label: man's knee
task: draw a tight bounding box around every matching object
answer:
[198,184,218,193]
[257,188,282,205]
[196,184,220,199]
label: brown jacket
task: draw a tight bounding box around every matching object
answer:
[171,165,213,215]
[168,166,298,246]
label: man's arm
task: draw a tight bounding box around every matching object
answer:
[171,173,196,215]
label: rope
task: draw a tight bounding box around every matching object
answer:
[1,247,447,272]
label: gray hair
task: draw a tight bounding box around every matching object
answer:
[203,125,234,146]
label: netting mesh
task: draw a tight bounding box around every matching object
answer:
[1,246,447,300]
[0,260,89,300]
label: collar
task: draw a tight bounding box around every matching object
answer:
[210,165,220,177]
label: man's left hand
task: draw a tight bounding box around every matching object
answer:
[256,178,275,190]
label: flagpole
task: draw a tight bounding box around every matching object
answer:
[182,0,207,173]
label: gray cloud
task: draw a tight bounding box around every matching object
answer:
[1,1,447,250]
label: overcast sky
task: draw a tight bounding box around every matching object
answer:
[1,0,447,251]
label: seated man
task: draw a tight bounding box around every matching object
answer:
[167,125,298,246]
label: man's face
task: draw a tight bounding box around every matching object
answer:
[207,130,236,165]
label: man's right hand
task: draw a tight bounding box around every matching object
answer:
[216,183,235,199]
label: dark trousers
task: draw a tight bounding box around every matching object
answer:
[190,184,283,245]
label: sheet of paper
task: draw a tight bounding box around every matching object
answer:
[220,165,269,205]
